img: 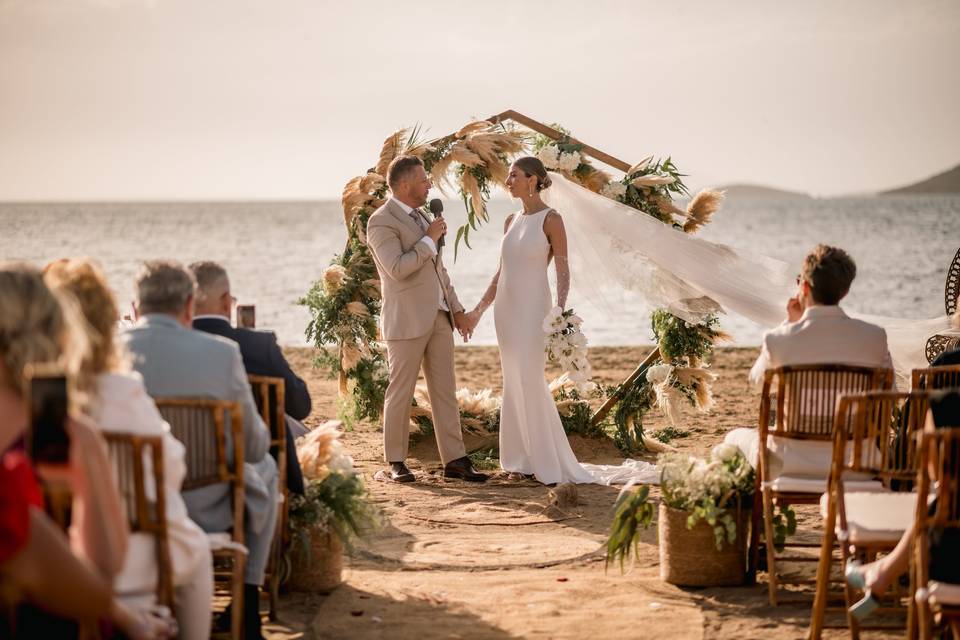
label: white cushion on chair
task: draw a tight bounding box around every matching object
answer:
[819,491,916,544]
[207,532,249,556]
[929,581,960,606]
[765,476,884,494]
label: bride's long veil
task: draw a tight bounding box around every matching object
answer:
[540,171,950,387]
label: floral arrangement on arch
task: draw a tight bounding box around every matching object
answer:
[300,115,730,444]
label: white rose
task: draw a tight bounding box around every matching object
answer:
[711,443,740,463]
[558,150,582,173]
[537,145,560,170]
[601,181,627,200]
[646,363,673,385]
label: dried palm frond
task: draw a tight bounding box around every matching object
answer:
[359,172,386,194]
[683,189,725,234]
[455,387,501,417]
[631,174,675,187]
[673,367,718,412]
[654,384,687,426]
[345,301,370,318]
[341,176,365,227]
[374,128,407,177]
[627,156,653,175]
[581,168,613,193]
[409,405,432,420]
[455,120,491,139]
[549,373,576,395]
[464,133,500,166]
[459,169,486,221]
[429,153,457,195]
[446,141,483,168]
[485,156,509,186]
[650,195,687,223]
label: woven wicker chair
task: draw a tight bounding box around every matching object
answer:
[913,426,960,640]
[748,364,893,606]
[155,398,245,640]
[913,364,960,392]
[247,374,286,621]
[923,246,960,363]
[103,432,175,611]
[809,391,930,639]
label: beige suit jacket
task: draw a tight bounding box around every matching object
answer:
[748,304,893,387]
[367,198,464,340]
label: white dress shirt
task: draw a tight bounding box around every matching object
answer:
[391,197,448,312]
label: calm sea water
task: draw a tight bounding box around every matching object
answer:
[1,195,956,346]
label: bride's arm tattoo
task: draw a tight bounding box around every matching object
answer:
[474,266,500,315]
[555,255,570,309]
[545,211,571,308]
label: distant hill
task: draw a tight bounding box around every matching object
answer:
[714,184,811,199]
[882,163,960,195]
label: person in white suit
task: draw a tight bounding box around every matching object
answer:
[727,244,893,478]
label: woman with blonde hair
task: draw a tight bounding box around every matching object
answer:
[45,258,213,640]
[0,262,173,639]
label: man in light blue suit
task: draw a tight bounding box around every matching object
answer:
[123,260,277,639]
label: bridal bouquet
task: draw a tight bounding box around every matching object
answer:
[543,306,593,393]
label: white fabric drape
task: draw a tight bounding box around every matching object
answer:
[540,171,950,386]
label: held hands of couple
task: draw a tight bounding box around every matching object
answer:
[453,310,480,342]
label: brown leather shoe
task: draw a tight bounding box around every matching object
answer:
[443,456,488,482]
[387,461,416,483]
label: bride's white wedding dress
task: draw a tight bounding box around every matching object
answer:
[492,207,659,485]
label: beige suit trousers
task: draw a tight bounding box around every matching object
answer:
[383,310,466,465]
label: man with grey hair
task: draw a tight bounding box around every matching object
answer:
[123,259,277,639]
[189,260,310,495]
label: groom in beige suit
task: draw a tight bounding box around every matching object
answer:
[366,155,487,483]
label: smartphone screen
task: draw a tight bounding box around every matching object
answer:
[237,304,256,329]
[27,373,70,464]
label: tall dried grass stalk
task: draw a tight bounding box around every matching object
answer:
[683,189,725,234]
[375,129,407,177]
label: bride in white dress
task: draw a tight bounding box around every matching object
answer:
[465,157,603,484]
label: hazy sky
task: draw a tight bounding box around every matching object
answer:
[2,0,958,200]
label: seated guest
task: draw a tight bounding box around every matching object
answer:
[931,309,960,366]
[188,261,310,494]
[45,258,213,640]
[726,245,893,474]
[844,390,960,619]
[0,263,173,639]
[122,260,277,640]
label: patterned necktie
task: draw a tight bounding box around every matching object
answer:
[409,209,425,230]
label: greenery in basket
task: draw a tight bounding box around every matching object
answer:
[288,472,379,553]
[291,422,380,558]
[605,444,755,572]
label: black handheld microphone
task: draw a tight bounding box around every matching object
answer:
[429,198,445,248]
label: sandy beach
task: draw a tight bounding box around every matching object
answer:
[261,345,899,640]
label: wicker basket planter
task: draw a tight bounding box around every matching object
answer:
[286,527,343,593]
[658,504,748,587]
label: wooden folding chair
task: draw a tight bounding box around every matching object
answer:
[749,364,893,606]
[914,425,960,640]
[913,364,960,392]
[102,432,175,611]
[809,391,929,639]
[155,398,245,640]
[247,374,286,621]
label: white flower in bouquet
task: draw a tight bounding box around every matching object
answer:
[567,312,584,327]
[568,331,588,348]
[558,150,582,173]
[600,181,627,200]
[537,145,560,170]
[711,443,739,463]
[542,306,566,333]
[645,363,673,385]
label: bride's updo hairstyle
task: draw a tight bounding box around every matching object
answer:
[513,156,552,192]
